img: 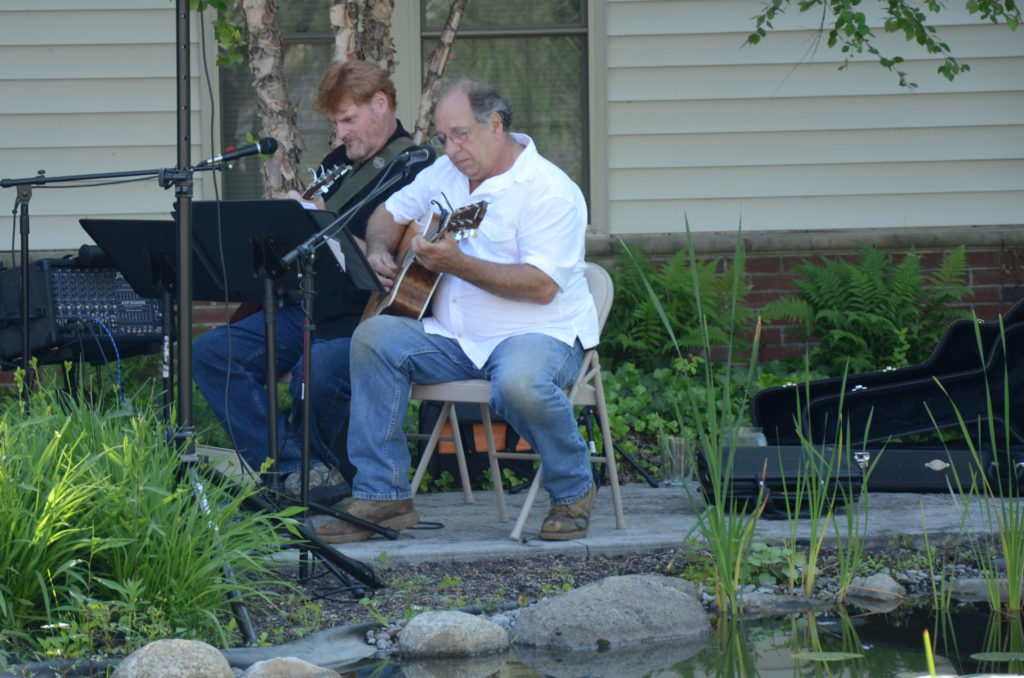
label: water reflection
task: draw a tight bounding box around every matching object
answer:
[513,634,706,677]
[341,604,1024,677]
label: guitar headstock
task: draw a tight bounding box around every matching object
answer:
[302,163,352,200]
[441,200,488,241]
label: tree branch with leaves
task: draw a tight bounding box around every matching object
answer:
[746,0,1021,87]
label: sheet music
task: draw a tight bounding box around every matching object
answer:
[326,237,346,271]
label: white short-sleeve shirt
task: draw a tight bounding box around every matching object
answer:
[383,133,599,368]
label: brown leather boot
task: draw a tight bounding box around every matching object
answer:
[539,483,596,541]
[309,498,419,544]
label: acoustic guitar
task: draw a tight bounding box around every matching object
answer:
[361,200,488,321]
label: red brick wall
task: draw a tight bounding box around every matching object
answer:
[587,225,1024,365]
[4,226,1022,388]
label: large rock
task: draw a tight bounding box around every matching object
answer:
[399,610,510,658]
[514,574,711,651]
[112,639,233,678]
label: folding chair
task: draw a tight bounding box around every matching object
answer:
[409,262,624,540]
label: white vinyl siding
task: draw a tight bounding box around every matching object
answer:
[600,0,1024,235]
[0,1,213,252]
[2,1,1021,249]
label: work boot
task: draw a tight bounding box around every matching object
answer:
[309,498,420,544]
[539,483,596,541]
[282,463,346,497]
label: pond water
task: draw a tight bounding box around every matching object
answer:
[336,604,1024,677]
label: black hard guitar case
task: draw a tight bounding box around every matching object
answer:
[696,445,863,519]
[750,298,1024,494]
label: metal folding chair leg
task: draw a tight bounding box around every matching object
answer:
[410,401,474,504]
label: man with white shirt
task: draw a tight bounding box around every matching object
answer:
[310,78,601,543]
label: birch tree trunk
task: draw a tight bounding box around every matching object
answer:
[242,0,303,198]
[330,0,396,71]
[412,0,466,145]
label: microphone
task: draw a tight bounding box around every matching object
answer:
[391,146,434,177]
[401,146,434,167]
[197,137,278,167]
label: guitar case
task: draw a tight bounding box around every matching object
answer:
[696,445,863,519]
[752,297,1024,449]
[861,445,1024,494]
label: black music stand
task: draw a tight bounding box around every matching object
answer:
[190,198,381,473]
[79,218,224,302]
[79,218,224,417]
[190,200,380,304]
[192,199,399,578]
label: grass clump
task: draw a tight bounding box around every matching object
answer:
[0,363,301,666]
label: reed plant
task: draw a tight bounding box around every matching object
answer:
[973,614,1024,674]
[623,219,765,617]
[829,443,874,601]
[930,316,1023,615]
[0,364,300,664]
[775,367,877,600]
[780,434,835,598]
[919,502,963,614]
[790,610,864,669]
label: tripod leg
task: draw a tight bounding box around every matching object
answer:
[579,406,659,488]
[175,433,259,645]
[238,483,386,590]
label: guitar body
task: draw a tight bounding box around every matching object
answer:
[361,201,487,322]
[363,258,442,321]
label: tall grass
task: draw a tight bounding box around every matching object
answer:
[623,219,765,616]
[931,317,1023,615]
[0,364,299,663]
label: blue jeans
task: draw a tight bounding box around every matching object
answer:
[347,315,592,504]
[192,302,352,477]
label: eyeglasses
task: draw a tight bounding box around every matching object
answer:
[430,121,483,148]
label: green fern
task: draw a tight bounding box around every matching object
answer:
[603,245,755,371]
[764,243,972,376]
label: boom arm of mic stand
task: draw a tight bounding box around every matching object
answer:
[280,164,410,268]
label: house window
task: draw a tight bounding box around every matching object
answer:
[421,0,589,200]
[217,6,336,200]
